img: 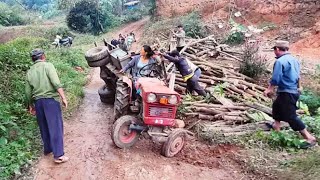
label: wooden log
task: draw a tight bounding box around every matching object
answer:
[187,120,201,130]
[175,77,184,82]
[212,94,234,106]
[224,115,248,122]
[227,86,245,95]
[222,49,244,55]
[225,111,246,116]
[245,88,270,102]
[196,49,212,56]
[200,74,235,84]
[174,84,186,94]
[235,84,248,91]
[182,100,206,105]
[218,50,243,62]
[176,81,187,87]
[191,103,249,111]
[199,114,216,121]
[186,57,253,82]
[239,80,266,91]
[192,107,224,115]
[244,102,272,115]
[180,35,216,54]
[183,113,198,117]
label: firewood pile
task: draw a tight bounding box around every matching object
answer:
[156,34,278,136]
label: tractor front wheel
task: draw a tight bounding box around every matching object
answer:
[161,129,186,158]
[112,115,140,149]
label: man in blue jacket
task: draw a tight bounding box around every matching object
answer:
[161,50,206,96]
[264,40,316,148]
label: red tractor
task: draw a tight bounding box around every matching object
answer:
[112,77,188,157]
[85,45,188,157]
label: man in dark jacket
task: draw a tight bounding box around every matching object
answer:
[161,50,206,96]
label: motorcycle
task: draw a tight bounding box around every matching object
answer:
[52,35,73,48]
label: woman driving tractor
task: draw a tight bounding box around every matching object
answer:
[120,45,156,79]
[120,45,158,97]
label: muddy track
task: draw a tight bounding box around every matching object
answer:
[32,19,249,180]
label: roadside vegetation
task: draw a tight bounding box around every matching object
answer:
[0,37,88,179]
[67,0,154,34]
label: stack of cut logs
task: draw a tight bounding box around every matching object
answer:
[157,34,278,135]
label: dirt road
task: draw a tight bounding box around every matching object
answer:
[32,18,249,180]
[33,67,247,180]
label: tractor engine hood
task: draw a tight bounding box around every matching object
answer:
[137,78,179,95]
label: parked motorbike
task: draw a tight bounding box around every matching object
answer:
[52,35,73,48]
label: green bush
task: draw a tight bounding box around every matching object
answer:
[239,43,267,79]
[225,31,245,45]
[0,37,88,179]
[0,2,26,26]
[123,9,144,22]
[300,90,320,115]
[67,0,120,35]
[180,12,207,38]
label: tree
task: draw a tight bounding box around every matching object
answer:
[66,0,104,34]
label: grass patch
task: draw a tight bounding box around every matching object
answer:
[279,150,320,180]
[0,37,88,179]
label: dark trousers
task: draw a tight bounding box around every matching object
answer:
[35,98,64,159]
[186,73,206,96]
[272,92,306,131]
[194,68,201,80]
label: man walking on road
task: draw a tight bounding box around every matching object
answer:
[264,40,317,149]
[172,25,186,52]
[25,49,69,163]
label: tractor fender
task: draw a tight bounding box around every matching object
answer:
[122,76,133,102]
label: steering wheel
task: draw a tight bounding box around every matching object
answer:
[138,63,163,78]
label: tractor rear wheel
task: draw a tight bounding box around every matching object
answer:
[161,129,186,158]
[112,115,140,149]
[114,78,130,120]
[98,85,115,104]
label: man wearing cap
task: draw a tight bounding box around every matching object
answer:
[264,40,317,148]
[161,50,206,96]
[172,25,186,52]
[25,49,69,163]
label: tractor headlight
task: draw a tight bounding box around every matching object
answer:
[147,93,157,103]
[168,95,178,104]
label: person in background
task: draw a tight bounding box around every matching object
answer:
[118,33,125,41]
[264,40,317,149]
[161,50,206,96]
[126,32,136,51]
[120,45,157,98]
[118,38,128,53]
[172,25,186,52]
[25,49,69,163]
